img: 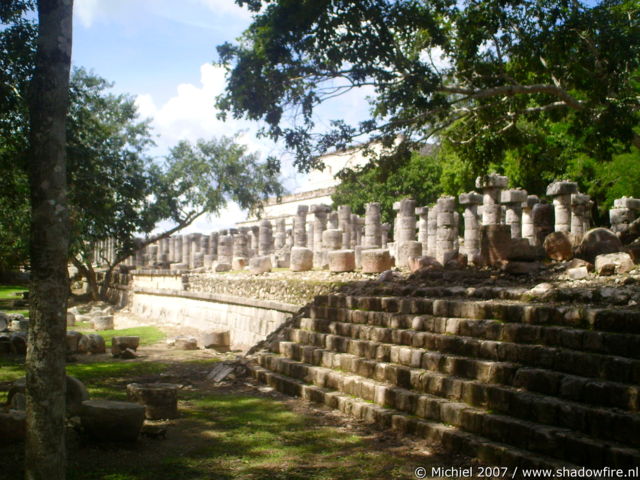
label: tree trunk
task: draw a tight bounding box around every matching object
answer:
[25,1,73,480]
[71,257,99,301]
[99,266,113,301]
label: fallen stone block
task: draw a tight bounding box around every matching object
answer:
[408,256,443,273]
[112,336,140,356]
[595,252,634,276]
[66,331,83,353]
[93,315,114,331]
[10,333,26,355]
[567,266,589,280]
[543,231,573,261]
[231,256,248,270]
[0,410,26,444]
[327,249,356,272]
[360,249,392,274]
[200,330,230,350]
[174,336,198,350]
[212,262,232,272]
[127,383,179,419]
[80,400,145,442]
[290,247,313,272]
[0,334,10,354]
[90,334,107,353]
[120,348,138,359]
[575,228,623,263]
[502,261,541,275]
[249,256,272,274]
[9,375,88,416]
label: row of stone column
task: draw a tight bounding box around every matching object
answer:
[117,178,635,273]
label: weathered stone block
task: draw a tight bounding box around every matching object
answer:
[127,382,179,419]
[80,399,145,442]
[290,247,313,272]
[546,181,578,196]
[327,249,356,272]
[595,252,634,275]
[501,189,528,204]
[475,174,508,189]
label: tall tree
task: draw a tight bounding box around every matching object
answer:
[217,0,639,172]
[25,1,73,480]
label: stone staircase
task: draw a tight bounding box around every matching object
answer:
[248,284,640,469]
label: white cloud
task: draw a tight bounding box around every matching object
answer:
[196,0,253,19]
[74,0,250,30]
[139,62,375,234]
[139,63,290,233]
[135,63,270,155]
[74,0,129,28]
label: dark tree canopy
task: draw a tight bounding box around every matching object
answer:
[217,0,640,172]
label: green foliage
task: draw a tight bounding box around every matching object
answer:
[0,6,284,277]
[332,150,445,223]
[66,68,157,263]
[218,0,640,176]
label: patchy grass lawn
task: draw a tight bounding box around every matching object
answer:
[0,284,29,318]
[75,326,166,347]
[0,349,470,480]
[0,285,28,300]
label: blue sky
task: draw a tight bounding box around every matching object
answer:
[71,0,373,232]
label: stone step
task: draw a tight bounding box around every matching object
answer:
[256,353,640,468]
[277,341,640,446]
[311,297,640,335]
[299,314,640,361]
[247,362,577,471]
[284,328,640,409]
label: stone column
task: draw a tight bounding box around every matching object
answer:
[570,193,591,240]
[293,205,308,247]
[258,219,274,256]
[501,188,528,239]
[274,219,286,250]
[532,202,554,246]
[337,205,352,249]
[416,206,429,255]
[394,198,419,268]
[476,173,508,225]
[217,233,233,265]
[380,223,390,248]
[426,204,438,257]
[546,180,578,233]
[310,204,330,268]
[200,235,209,254]
[209,232,218,259]
[148,244,159,267]
[459,191,483,263]
[168,237,175,263]
[182,235,191,268]
[351,214,361,248]
[522,195,540,245]
[306,219,314,253]
[325,211,337,230]
[610,197,640,235]
[233,232,250,259]
[364,202,382,248]
[436,196,457,265]
[249,226,259,255]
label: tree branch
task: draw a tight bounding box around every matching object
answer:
[439,84,586,111]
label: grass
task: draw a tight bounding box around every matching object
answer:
[0,284,29,317]
[0,285,28,300]
[77,326,166,347]
[0,350,459,480]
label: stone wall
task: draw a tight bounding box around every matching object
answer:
[127,272,351,350]
[129,289,298,351]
